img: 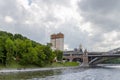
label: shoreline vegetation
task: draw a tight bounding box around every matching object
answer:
[0,66,80,73]
[0,62,80,73]
[0,62,80,69]
[0,31,64,68]
[0,31,79,70]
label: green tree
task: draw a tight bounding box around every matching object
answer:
[0,36,8,65]
[0,37,6,64]
[5,38,14,65]
[19,39,33,65]
[35,45,46,66]
[0,30,56,67]
[43,45,55,64]
[28,47,38,64]
[14,39,24,61]
[20,47,38,65]
[14,34,27,40]
[55,50,63,61]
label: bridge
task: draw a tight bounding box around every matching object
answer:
[63,50,84,62]
[63,48,120,67]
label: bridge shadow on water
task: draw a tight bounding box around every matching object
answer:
[87,64,120,70]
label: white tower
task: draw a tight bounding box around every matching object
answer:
[50,34,56,50]
[50,33,64,51]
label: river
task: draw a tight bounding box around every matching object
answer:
[0,65,120,80]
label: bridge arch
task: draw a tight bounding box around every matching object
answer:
[72,58,83,62]
[63,58,70,62]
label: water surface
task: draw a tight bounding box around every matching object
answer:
[0,66,120,80]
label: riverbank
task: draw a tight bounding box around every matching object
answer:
[0,62,79,69]
[45,62,80,67]
[0,62,80,73]
[0,66,80,73]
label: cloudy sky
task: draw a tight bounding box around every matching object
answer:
[0,0,120,52]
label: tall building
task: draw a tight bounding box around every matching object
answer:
[50,32,64,51]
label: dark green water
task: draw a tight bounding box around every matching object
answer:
[0,66,120,80]
[0,69,62,80]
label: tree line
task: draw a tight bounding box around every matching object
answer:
[0,31,63,67]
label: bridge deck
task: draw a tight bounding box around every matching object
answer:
[88,54,120,57]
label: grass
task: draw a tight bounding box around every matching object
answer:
[0,61,79,69]
[46,62,80,67]
[0,63,22,69]
[63,62,80,67]
[103,58,120,64]
[0,61,40,69]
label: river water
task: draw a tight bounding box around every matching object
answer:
[0,66,120,80]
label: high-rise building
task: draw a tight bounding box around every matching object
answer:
[50,32,64,51]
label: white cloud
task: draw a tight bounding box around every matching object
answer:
[4,16,14,23]
[103,31,118,42]
[64,44,70,50]
[0,0,120,52]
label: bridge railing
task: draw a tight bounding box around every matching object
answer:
[63,54,70,56]
[72,54,82,56]
[63,54,82,56]
[108,51,120,54]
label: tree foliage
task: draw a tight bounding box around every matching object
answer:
[0,31,55,67]
[54,50,63,61]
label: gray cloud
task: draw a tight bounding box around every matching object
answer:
[34,0,71,7]
[78,0,120,31]
[0,0,120,51]
[77,0,120,51]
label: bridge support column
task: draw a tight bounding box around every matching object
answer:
[69,53,73,62]
[81,49,89,67]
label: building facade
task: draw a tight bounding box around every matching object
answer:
[50,33,64,51]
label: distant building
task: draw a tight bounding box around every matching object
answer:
[63,45,83,54]
[50,32,64,51]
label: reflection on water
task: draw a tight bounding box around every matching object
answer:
[0,66,120,80]
[0,69,62,80]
